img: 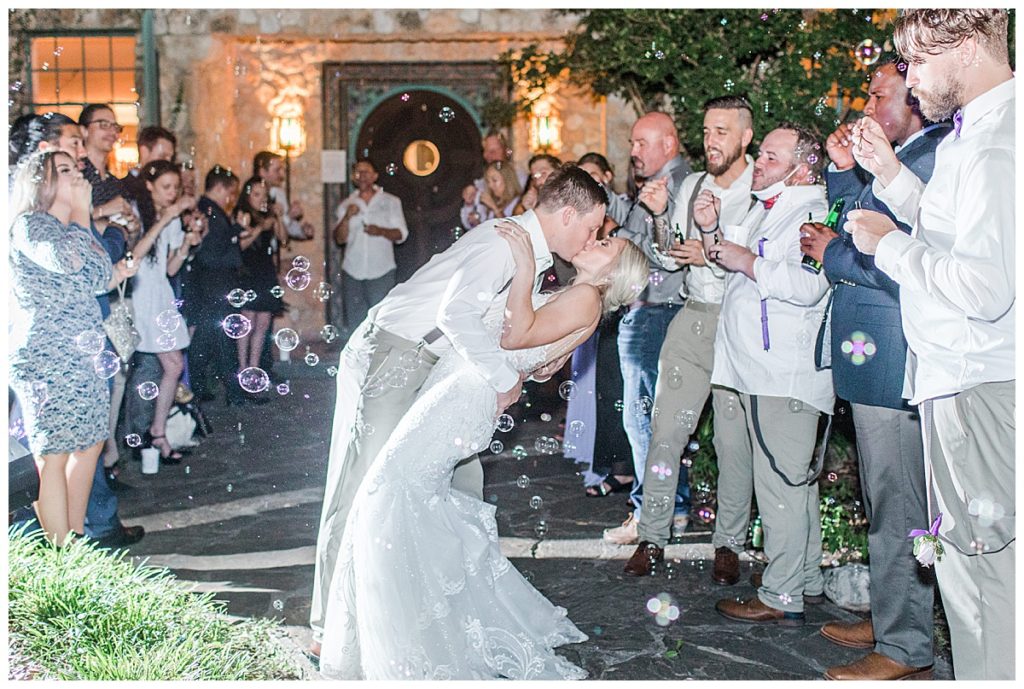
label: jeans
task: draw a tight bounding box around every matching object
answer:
[342,270,397,336]
[617,302,689,518]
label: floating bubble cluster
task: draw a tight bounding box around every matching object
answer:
[285,268,311,291]
[646,593,681,626]
[292,256,311,272]
[841,331,877,366]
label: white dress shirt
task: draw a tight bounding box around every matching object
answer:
[269,186,308,240]
[657,156,755,305]
[373,209,553,393]
[873,78,1015,405]
[336,186,409,280]
[712,184,835,413]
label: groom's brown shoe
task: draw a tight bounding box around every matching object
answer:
[308,640,321,659]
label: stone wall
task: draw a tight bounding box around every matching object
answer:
[10,8,642,338]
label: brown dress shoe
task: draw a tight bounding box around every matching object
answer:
[820,619,875,649]
[715,596,805,626]
[623,541,664,577]
[824,652,933,680]
[712,546,740,585]
[749,571,825,605]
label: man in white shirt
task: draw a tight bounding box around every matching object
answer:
[309,166,607,660]
[333,159,409,335]
[708,123,832,626]
[847,10,1014,680]
[620,96,756,579]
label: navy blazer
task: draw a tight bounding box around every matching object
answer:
[822,124,951,410]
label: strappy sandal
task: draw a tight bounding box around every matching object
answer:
[585,474,632,497]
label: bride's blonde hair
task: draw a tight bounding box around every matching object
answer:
[597,241,648,313]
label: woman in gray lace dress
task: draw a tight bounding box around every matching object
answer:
[9,150,135,545]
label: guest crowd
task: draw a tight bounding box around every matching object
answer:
[7,8,1013,682]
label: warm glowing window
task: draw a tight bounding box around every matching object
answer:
[29,35,139,176]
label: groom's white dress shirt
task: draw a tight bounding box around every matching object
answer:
[373,209,553,394]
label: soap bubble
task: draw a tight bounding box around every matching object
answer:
[496,414,515,432]
[156,332,177,351]
[534,521,548,538]
[75,329,105,355]
[276,382,290,395]
[516,475,530,489]
[227,288,248,308]
[237,367,270,393]
[292,255,311,271]
[244,289,257,303]
[675,409,697,432]
[270,285,285,298]
[631,396,654,416]
[438,106,455,123]
[697,506,716,523]
[320,324,339,343]
[327,366,338,377]
[649,272,664,286]
[382,367,407,388]
[398,350,420,371]
[841,331,877,366]
[274,328,300,351]
[156,309,182,333]
[362,376,385,398]
[855,38,882,66]
[400,92,410,101]
[489,440,504,454]
[540,412,552,422]
[529,495,543,510]
[137,381,159,400]
[93,351,121,379]
[665,367,684,389]
[304,352,320,366]
[125,433,142,447]
[313,282,332,302]
[558,381,577,400]
[385,162,398,175]
[222,313,252,339]
[788,399,804,413]
[795,330,812,349]
[285,269,311,291]
[568,420,585,437]
[512,445,528,460]
[646,592,681,626]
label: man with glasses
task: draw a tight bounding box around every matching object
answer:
[78,103,138,236]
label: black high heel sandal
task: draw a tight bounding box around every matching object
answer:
[142,431,185,465]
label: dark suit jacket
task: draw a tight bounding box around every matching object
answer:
[822,124,951,410]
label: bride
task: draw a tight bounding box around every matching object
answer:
[319,219,647,680]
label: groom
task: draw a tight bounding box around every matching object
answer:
[309,166,608,658]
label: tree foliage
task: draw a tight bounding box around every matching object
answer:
[504,9,900,161]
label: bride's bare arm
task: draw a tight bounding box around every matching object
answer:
[495,219,600,349]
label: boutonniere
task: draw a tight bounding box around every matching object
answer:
[908,513,944,567]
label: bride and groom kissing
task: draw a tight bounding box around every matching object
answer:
[308,165,648,680]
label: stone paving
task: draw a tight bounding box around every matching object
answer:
[111,358,953,680]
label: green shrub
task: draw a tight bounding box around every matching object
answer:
[7,526,303,681]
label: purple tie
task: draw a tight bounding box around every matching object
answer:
[758,238,770,351]
[953,110,963,138]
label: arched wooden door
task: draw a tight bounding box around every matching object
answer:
[354,90,482,282]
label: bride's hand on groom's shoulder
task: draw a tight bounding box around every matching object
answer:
[495,219,535,273]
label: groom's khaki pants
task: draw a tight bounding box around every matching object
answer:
[310,320,484,642]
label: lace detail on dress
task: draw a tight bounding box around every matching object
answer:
[319,290,588,680]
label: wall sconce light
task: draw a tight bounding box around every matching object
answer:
[528,97,562,155]
[271,113,305,200]
[111,141,139,178]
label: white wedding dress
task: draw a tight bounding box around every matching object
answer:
[319,296,588,680]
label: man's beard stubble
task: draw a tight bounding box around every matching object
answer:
[705,143,743,177]
[913,72,963,123]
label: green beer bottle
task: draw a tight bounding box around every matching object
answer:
[801,197,846,274]
[751,515,764,548]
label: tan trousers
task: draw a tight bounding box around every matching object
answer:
[923,381,1015,680]
[309,321,483,641]
[638,302,749,548]
[719,393,823,613]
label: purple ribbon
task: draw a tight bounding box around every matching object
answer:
[953,110,963,138]
[758,237,769,351]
